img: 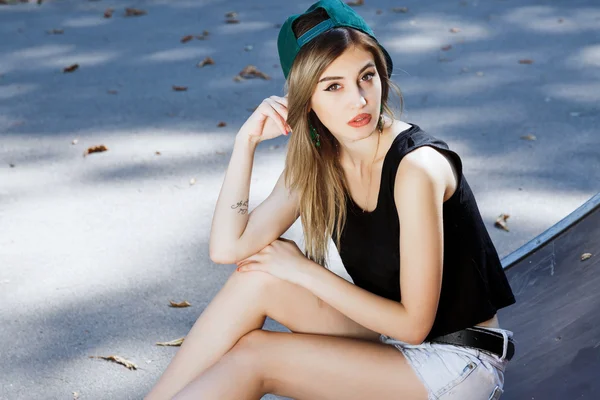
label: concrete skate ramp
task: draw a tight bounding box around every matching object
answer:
[499,192,600,399]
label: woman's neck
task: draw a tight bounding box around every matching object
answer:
[338,117,395,170]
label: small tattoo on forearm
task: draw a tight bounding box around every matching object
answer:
[231,199,249,215]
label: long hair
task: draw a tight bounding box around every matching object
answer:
[283,7,404,267]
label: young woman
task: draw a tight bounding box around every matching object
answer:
[145,0,516,399]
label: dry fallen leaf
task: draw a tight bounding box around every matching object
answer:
[47,29,64,34]
[217,121,227,127]
[89,355,137,370]
[391,7,409,13]
[519,59,534,64]
[449,27,461,33]
[172,85,188,91]
[103,8,113,18]
[1,1,29,6]
[181,35,194,43]
[441,45,452,51]
[225,11,240,23]
[83,145,108,157]
[581,253,592,261]
[169,300,191,308]
[156,337,185,347]
[195,30,210,40]
[125,7,147,17]
[494,214,510,232]
[346,0,364,6]
[63,64,79,73]
[155,151,161,155]
[197,57,215,68]
[238,65,270,80]
[520,134,537,141]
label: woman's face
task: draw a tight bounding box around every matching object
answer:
[309,45,382,143]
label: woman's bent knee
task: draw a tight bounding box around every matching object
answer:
[223,270,286,313]
[228,268,281,288]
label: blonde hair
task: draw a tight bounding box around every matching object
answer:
[283,8,404,267]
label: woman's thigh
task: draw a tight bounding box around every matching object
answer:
[242,330,429,400]
[246,270,380,342]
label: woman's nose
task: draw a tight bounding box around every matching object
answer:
[354,94,367,108]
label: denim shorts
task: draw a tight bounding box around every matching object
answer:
[379,327,513,400]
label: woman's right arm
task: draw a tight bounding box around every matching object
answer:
[209,95,298,264]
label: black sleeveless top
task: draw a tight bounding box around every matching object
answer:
[332,123,516,341]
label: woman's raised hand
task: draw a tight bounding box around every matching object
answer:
[238,95,291,144]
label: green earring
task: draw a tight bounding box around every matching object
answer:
[309,123,321,148]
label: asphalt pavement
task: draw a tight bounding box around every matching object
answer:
[1,0,599,399]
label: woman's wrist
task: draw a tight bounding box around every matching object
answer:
[235,131,260,150]
[295,258,320,288]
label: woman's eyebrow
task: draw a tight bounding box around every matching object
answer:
[318,61,375,83]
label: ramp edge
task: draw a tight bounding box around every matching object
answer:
[501,192,600,270]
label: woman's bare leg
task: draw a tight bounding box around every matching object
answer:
[172,330,428,400]
[145,270,380,400]
[171,334,267,400]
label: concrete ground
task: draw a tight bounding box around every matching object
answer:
[0,0,598,399]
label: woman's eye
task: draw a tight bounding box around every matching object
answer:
[325,83,341,92]
[362,72,375,81]
[324,72,375,92]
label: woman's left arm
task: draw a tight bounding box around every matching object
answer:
[301,147,453,344]
[237,146,455,345]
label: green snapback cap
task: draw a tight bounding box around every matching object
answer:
[277,0,393,80]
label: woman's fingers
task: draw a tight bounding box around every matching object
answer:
[269,95,290,127]
[237,252,262,265]
[264,98,290,135]
[270,95,288,110]
[266,97,289,126]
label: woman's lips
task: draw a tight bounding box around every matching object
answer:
[347,114,372,127]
